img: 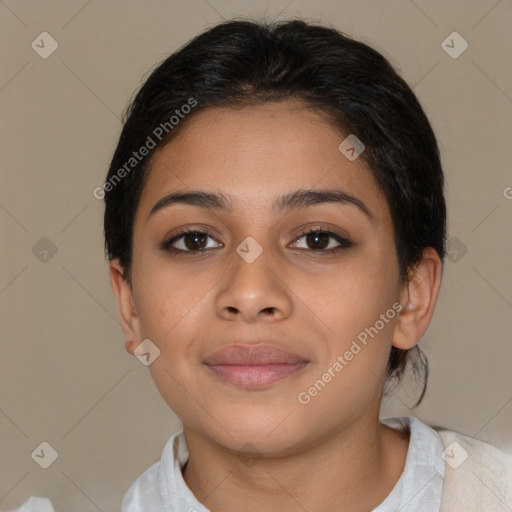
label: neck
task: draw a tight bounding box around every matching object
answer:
[182,414,409,512]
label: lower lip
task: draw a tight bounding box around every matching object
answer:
[205,363,308,388]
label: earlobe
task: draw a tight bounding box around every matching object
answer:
[109,259,141,355]
[392,248,443,350]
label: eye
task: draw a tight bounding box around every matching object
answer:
[290,228,352,254]
[161,229,222,253]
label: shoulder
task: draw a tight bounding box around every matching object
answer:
[433,427,512,511]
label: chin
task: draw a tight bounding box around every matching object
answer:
[202,406,310,456]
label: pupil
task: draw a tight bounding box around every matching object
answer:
[307,232,328,249]
[185,232,206,250]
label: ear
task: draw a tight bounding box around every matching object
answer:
[393,248,443,350]
[109,258,141,356]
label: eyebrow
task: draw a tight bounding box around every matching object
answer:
[148,189,374,221]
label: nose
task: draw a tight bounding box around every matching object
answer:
[215,244,293,323]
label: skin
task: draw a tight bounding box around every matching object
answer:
[110,100,443,512]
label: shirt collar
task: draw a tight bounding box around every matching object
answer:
[373,416,446,511]
[139,416,446,511]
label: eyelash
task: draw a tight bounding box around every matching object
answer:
[160,227,353,255]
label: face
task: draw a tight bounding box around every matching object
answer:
[122,101,406,455]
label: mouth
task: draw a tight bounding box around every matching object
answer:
[203,343,309,389]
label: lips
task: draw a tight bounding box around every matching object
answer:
[203,344,309,388]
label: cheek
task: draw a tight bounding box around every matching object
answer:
[311,254,397,324]
[131,259,217,402]
[307,250,399,372]
[296,269,399,419]
[133,255,206,338]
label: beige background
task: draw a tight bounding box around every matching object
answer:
[1,0,511,510]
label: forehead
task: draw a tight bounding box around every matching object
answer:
[135,101,389,221]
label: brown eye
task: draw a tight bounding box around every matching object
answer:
[161,229,222,253]
[182,231,208,250]
[305,231,330,250]
[291,229,352,253]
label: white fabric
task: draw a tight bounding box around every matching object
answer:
[1,497,54,512]
[437,427,512,511]
[372,416,445,510]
